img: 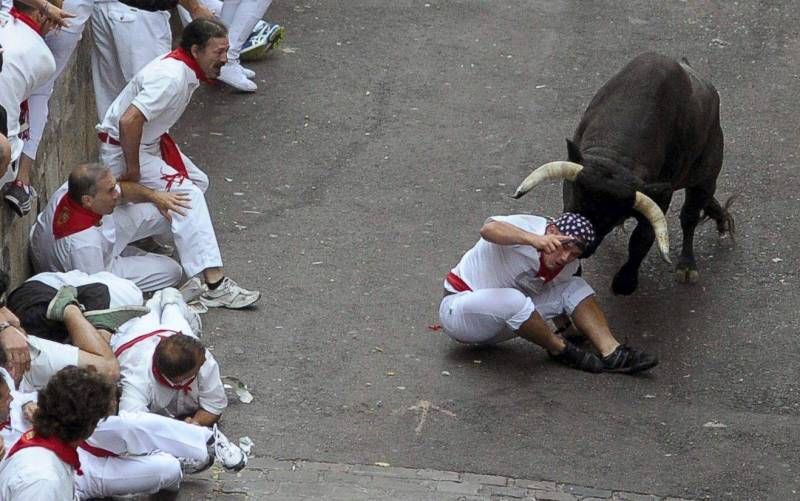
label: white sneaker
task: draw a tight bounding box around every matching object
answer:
[180,454,214,474]
[200,277,261,309]
[218,62,257,92]
[179,277,206,303]
[242,66,256,78]
[211,424,247,471]
[160,287,203,337]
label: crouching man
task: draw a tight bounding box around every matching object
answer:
[440,212,658,374]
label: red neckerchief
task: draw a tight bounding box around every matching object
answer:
[536,251,564,283]
[7,429,83,475]
[79,441,117,458]
[9,7,43,37]
[113,328,177,358]
[445,271,473,292]
[52,193,103,239]
[159,134,190,191]
[151,340,195,394]
[163,47,211,84]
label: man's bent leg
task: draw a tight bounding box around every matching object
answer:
[439,288,532,345]
[110,253,183,292]
[571,295,619,358]
[76,452,182,499]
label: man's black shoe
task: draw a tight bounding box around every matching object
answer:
[550,341,603,373]
[602,345,658,374]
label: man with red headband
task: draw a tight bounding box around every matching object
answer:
[439,212,658,374]
[0,0,59,217]
[96,17,260,309]
[112,287,229,430]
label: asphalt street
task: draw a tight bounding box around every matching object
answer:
[173,1,800,499]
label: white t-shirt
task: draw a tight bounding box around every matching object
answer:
[27,270,144,308]
[29,183,118,275]
[21,336,80,392]
[446,215,580,296]
[0,446,77,501]
[113,328,227,418]
[0,10,56,171]
[97,55,200,146]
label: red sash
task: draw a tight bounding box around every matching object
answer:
[10,7,42,36]
[7,429,83,475]
[536,251,564,283]
[113,329,177,358]
[163,47,211,84]
[79,440,117,458]
[158,134,190,191]
[52,194,103,239]
[151,353,195,394]
[445,272,473,292]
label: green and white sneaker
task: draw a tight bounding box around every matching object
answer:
[84,306,150,332]
[46,286,80,322]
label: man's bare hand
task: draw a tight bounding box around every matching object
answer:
[151,191,192,220]
[184,416,201,426]
[532,234,574,253]
[40,2,76,28]
[189,4,214,19]
[22,402,38,423]
[0,328,30,384]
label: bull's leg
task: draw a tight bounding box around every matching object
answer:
[676,186,713,283]
[612,214,656,295]
[703,196,735,236]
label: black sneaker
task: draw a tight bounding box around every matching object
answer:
[3,180,36,217]
[550,341,604,373]
[602,345,659,374]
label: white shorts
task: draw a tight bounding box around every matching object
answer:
[21,336,80,392]
[438,277,594,345]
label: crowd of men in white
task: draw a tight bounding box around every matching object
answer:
[0,0,281,498]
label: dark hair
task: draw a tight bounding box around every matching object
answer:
[67,163,109,203]
[0,347,7,369]
[154,334,206,379]
[179,18,228,53]
[0,270,8,298]
[33,366,115,442]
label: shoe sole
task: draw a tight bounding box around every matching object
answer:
[4,194,29,217]
[45,287,79,322]
[85,306,150,331]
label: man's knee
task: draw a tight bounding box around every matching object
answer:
[153,454,183,492]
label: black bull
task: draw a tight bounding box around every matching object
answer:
[513,52,734,295]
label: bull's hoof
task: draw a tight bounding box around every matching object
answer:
[612,271,638,295]
[674,264,699,284]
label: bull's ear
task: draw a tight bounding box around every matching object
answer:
[566,139,583,163]
[642,182,673,204]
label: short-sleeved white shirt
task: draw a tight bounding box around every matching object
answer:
[0,446,76,501]
[446,215,580,296]
[21,336,80,392]
[29,183,117,275]
[113,329,227,418]
[97,55,199,146]
[0,10,56,168]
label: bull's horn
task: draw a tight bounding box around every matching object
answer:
[512,161,583,199]
[633,192,671,264]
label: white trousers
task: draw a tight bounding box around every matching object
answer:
[220,0,273,61]
[101,143,223,278]
[109,244,183,293]
[439,277,594,345]
[91,1,172,122]
[22,0,95,160]
[76,410,212,499]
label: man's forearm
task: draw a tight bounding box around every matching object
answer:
[119,112,144,180]
[480,221,536,246]
[118,181,155,204]
[191,408,221,427]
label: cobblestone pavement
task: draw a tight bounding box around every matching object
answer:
[176,458,696,501]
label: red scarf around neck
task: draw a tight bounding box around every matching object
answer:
[7,429,83,475]
[52,194,103,240]
[163,47,211,84]
[9,7,43,37]
[152,357,196,394]
[536,251,564,283]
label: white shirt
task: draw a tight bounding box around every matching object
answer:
[447,215,580,297]
[29,183,118,275]
[113,329,227,418]
[97,55,200,146]
[0,10,56,167]
[0,445,77,501]
[21,336,80,392]
[27,270,144,308]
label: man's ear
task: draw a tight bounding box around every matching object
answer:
[80,194,93,208]
[545,223,558,235]
[566,139,583,163]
